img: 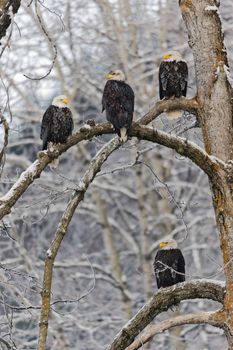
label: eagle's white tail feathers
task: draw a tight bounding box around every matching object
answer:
[166,110,183,119]
[48,142,59,168]
[49,158,59,169]
[48,142,55,152]
[119,127,128,143]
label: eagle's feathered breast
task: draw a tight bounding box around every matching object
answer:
[153,248,185,289]
[159,60,188,99]
[40,105,73,150]
[102,80,134,134]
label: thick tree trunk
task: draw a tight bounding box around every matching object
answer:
[180,0,233,347]
[180,0,233,160]
[211,172,233,347]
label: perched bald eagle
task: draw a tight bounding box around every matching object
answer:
[102,69,134,143]
[40,95,73,150]
[153,239,185,289]
[159,51,188,119]
[40,95,73,167]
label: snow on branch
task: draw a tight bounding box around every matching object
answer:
[0,97,217,222]
[107,280,225,350]
[205,5,219,13]
[0,122,113,220]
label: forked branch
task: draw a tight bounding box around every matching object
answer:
[107,280,225,350]
[127,310,225,350]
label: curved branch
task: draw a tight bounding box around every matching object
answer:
[37,137,121,350]
[130,123,223,178]
[107,280,225,350]
[0,97,214,221]
[0,120,222,219]
[139,97,199,125]
[128,310,225,350]
[0,122,113,220]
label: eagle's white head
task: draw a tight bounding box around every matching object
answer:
[52,95,70,108]
[106,69,126,81]
[162,51,184,62]
[159,239,178,250]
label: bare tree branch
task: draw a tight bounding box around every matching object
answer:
[0,96,220,221]
[130,123,224,178]
[139,97,199,125]
[0,122,113,220]
[23,0,57,80]
[107,280,225,350]
[128,310,225,350]
[0,111,9,175]
[37,137,121,350]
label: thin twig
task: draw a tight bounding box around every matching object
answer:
[0,112,9,176]
[23,0,57,80]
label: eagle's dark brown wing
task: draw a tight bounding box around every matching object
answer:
[40,105,73,150]
[154,249,185,289]
[102,80,134,135]
[159,60,188,99]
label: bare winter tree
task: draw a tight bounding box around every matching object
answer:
[0,0,233,349]
[107,1,233,349]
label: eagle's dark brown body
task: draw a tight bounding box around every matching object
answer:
[154,248,185,289]
[40,105,73,150]
[159,60,188,99]
[102,80,134,139]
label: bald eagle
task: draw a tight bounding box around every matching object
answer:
[40,95,73,150]
[153,239,185,289]
[40,95,73,167]
[159,51,188,119]
[102,69,134,143]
